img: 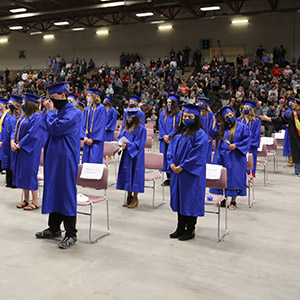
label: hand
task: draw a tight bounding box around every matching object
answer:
[0,141,2,147]
[11,140,18,152]
[87,138,93,146]
[83,137,89,144]
[170,163,176,172]
[260,115,271,122]
[121,143,127,149]
[45,99,54,111]
[173,166,183,174]
[228,144,237,150]
[163,135,170,143]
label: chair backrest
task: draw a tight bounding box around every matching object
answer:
[267,138,277,150]
[40,149,44,167]
[257,144,268,157]
[114,131,119,141]
[77,164,109,190]
[146,128,154,137]
[104,142,115,156]
[206,167,227,189]
[145,151,163,170]
[145,123,154,129]
[145,136,152,149]
[116,120,123,128]
[247,153,253,170]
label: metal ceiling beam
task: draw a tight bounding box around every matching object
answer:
[223,0,244,14]
[178,0,205,17]
[268,0,279,10]
[9,0,36,11]
[48,0,64,6]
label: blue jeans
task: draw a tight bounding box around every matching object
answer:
[295,164,300,175]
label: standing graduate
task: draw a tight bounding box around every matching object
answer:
[282,99,295,167]
[68,92,79,104]
[167,104,208,241]
[12,93,43,210]
[36,82,82,249]
[3,94,22,188]
[117,108,147,209]
[103,96,117,141]
[210,106,251,210]
[197,97,215,163]
[82,88,106,164]
[158,93,181,186]
[0,97,9,173]
[237,100,261,179]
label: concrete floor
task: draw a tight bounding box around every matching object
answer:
[0,147,299,300]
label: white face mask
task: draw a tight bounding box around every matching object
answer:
[87,97,92,105]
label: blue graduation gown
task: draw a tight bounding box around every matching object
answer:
[200,110,215,163]
[104,107,117,141]
[158,110,181,171]
[0,111,10,162]
[13,112,43,190]
[167,129,208,217]
[121,108,145,132]
[210,122,251,197]
[283,109,292,157]
[116,124,147,193]
[82,103,107,164]
[237,116,261,175]
[41,103,82,216]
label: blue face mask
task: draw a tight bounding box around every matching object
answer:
[182,118,195,128]
[225,116,235,125]
[9,104,15,112]
[129,103,135,108]
[289,104,294,109]
[167,103,172,111]
[87,97,92,105]
[243,109,250,115]
[21,104,25,112]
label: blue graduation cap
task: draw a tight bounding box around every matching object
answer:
[216,106,234,117]
[68,93,79,100]
[45,81,70,96]
[288,98,295,103]
[23,93,40,103]
[168,93,180,103]
[181,103,206,116]
[129,95,141,103]
[10,94,22,103]
[198,97,211,106]
[104,96,114,104]
[0,97,8,105]
[77,101,85,108]
[87,88,101,96]
[126,108,139,118]
[243,99,257,109]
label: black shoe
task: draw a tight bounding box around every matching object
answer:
[35,228,62,239]
[178,231,195,241]
[10,185,17,189]
[6,184,12,188]
[169,229,186,239]
[1,170,6,175]
[162,179,170,186]
[59,236,77,249]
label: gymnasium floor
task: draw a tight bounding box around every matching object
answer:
[0,146,299,300]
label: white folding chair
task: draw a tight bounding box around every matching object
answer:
[146,128,154,138]
[145,136,153,151]
[76,165,110,243]
[267,138,278,173]
[103,141,117,182]
[246,153,255,208]
[257,144,269,186]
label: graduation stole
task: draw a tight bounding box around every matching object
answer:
[85,104,97,134]
[293,111,300,136]
[0,109,9,133]
[14,114,26,143]
[164,112,176,129]
[241,117,252,129]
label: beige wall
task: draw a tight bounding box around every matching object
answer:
[0,11,299,70]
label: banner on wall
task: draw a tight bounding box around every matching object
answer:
[18,50,26,59]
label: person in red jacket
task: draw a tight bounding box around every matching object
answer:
[272,64,281,77]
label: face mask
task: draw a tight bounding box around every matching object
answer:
[129,103,135,108]
[182,118,195,128]
[289,105,294,109]
[0,106,3,111]
[104,102,109,106]
[167,103,172,111]
[9,104,15,112]
[225,116,235,125]
[51,98,68,110]
[243,109,250,115]
[87,98,93,105]
[21,104,26,112]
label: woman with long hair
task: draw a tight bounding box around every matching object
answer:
[0,97,9,173]
[12,93,43,210]
[210,106,251,210]
[117,108,147,209]
[158,93,181,186]
[103,96,117,141]
[167,104,208,241]
[82,88,106,164]
[237,100,261,179]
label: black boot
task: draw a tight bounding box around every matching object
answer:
[178,216,197,241]
[6,169,12,187]
[170,213,186,238]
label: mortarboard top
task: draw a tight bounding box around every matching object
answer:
[243,99,257,109]
[104,96,114,104]
[126,108,139,118]
[10,94,22,103]
[77,101,85,108]
[45,81,70,96]
[181,103,206,116]
[0,97,9,105]
[288,98,295,103]
[68,93,79,100]
[41,96,47,101]
[167,93,180,103]
[129,95,141,103]
[216,106,234,117]
[23,93,40,103]
[198,97,211,107]
[87,88,101,96]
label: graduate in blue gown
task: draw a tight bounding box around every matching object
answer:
[68,92,79,105]
[12,93,43,210]
[210,106,251,210]
[237,99,261,178]
[3,95,23,188]
[197,97,215,163]
[103,96,117,141]
[158,93,181,186]
[117,108,147,209]
[283,99,295,167]
[0,98,9,173]
[36,82,82,250]
[82,88,106,164]
[167,104,208,241]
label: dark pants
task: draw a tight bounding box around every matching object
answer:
[177,213,197,233]
[6,168,13,186]
[48,212,77,238]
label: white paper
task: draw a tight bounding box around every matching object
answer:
[275,131,285,139]
[118,136,130,145]
[77,193,89,202]
[110,141,121,149]
[206,164,222,180]
[246,152,249,161]
[80,163,105,180]
[260,137,274,146]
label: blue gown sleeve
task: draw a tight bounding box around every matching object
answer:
[106,108,117,131]
[234,123,251,156]
[166,136,176,168]
[127,126,147,159]
[82,107,88,137]
[158,111,167,140]
[251,118,261,148]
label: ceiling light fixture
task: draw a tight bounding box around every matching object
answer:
[72,27,85,31]
[158,25,173,30]
[231,19,249,24]
[43,34,55,39]
[9,26,23,30]
[54,21,69,26]
[96,29,109,35]
[136,12,154,17]
[10,8,27,13]
[101,1,125,8]
[200,6,221,11]
[0,37,8,43]
[30,31,43,35]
